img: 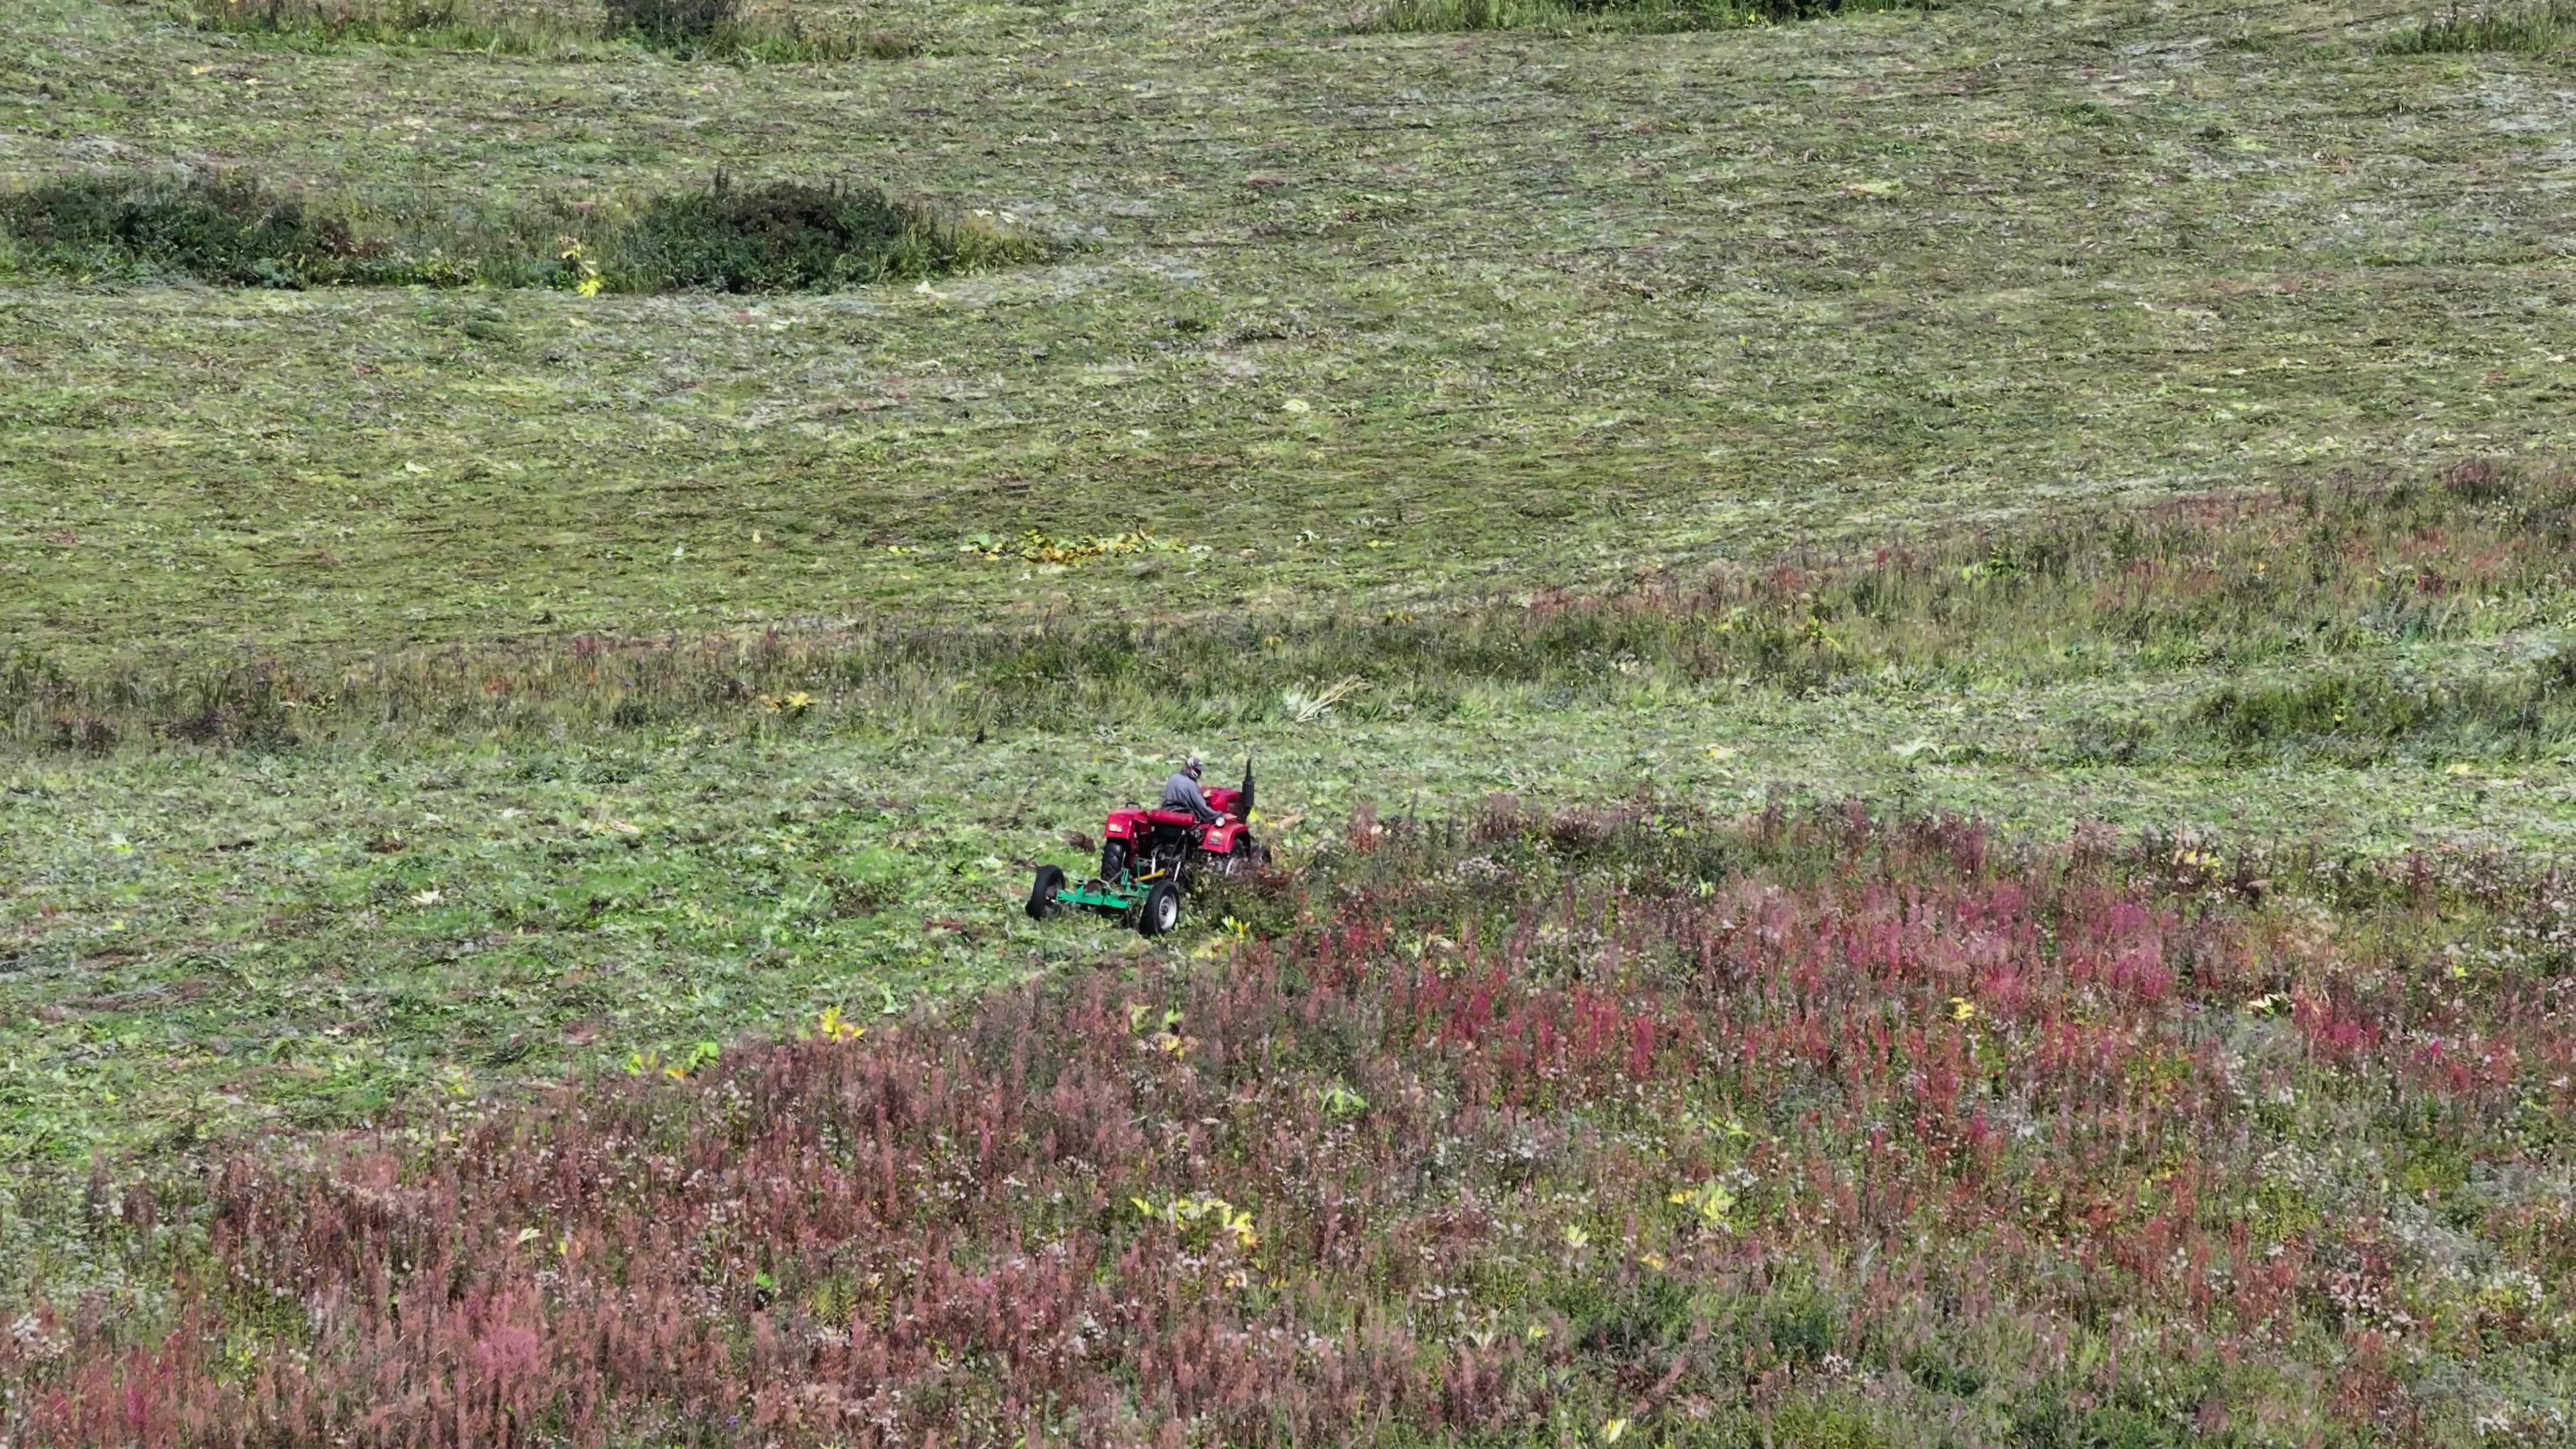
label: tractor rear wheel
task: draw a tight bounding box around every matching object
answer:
[1100,840,1129,882]
[1138,879,1183,937]
[1026,865,1067,921]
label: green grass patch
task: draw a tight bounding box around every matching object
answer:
[2188,655,2576,766]
[2384,1,2576,54]
[1366,0,1927,36]
[0,170,1048,292]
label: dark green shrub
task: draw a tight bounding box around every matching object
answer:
[0,174,388,287]
[602,175,1044,293]
[601,0,740,42]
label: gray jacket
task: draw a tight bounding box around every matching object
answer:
[1161,771,1220,823]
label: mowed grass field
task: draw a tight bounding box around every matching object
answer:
[2,0,2570,662]
[2,0,2575,1440]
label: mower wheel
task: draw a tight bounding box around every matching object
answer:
[1100,840,1129,883]
[1138,879,1183,937]
[1026,865,1067,921]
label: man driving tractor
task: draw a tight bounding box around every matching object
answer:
[1027,752,1259,936]
[1161,753,1221,824]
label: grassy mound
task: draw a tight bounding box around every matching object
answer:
[7,806,2571,1444]
[1367,0,1927,37]
[0,172,1046,292]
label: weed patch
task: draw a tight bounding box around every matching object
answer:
[7,808,2571,1444]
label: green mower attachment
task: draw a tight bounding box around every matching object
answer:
[1027,863,1186,937]
[1056,877,1149,912]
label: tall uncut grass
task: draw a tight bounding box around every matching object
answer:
[11,459,2569,763]
[6,804,2571,1445]
[0,171,1044,292]
[1367,0,1928,38]
[174,0,574,52]
[174,0,908,58]
[2383,0,2576,54]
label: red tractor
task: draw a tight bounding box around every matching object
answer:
[1026,759,1263,936]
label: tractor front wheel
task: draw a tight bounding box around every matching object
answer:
[1138,879,1183,937]
[1100,840,1129,882]
[1027,865,1067,921]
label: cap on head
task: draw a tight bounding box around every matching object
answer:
[1185,753,1204,774]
